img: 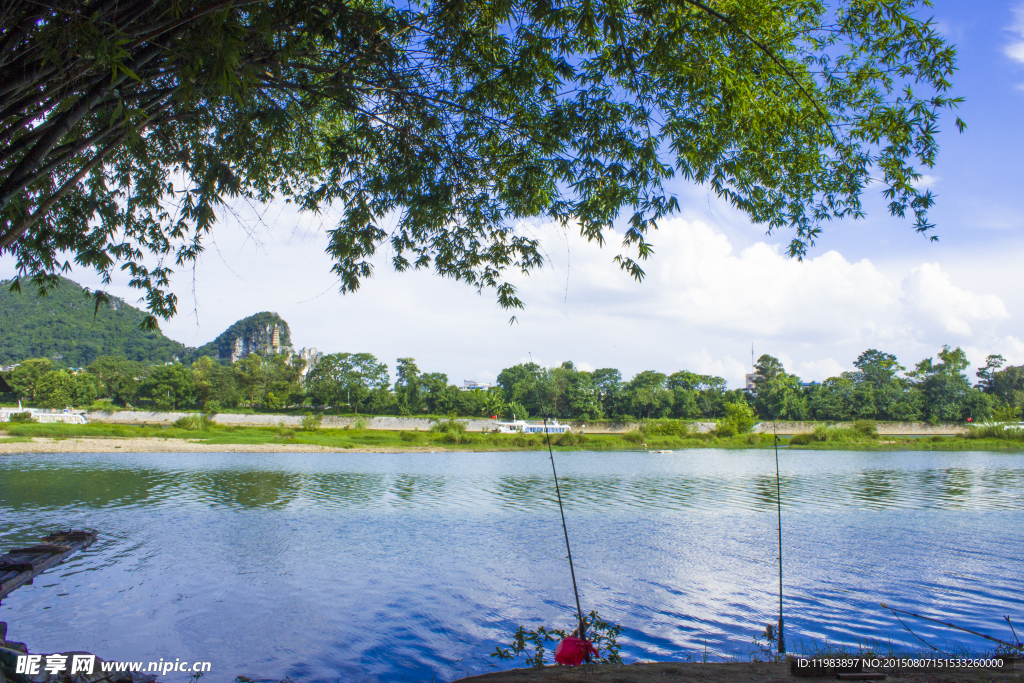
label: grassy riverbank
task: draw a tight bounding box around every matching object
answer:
[2,420,1024,451]
[0,421,767,451]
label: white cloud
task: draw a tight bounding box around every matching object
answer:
[672,348,748,382]
[963,337,1024,368]
[1006,5,1024,64]
[3,210,1020,389]
[899,263,1009,337]
[503,217,1016,383]
[796,358,848,381]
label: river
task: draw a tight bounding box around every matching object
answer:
[1,449,1021,682]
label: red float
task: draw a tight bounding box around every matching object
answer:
[553,637,598,666]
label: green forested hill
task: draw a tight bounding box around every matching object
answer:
[0,278,187,366]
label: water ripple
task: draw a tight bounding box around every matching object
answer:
[0,450,1021,682]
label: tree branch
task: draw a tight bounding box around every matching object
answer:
[677,0,839,145]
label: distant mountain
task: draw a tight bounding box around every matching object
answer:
[0,278,187,367]
[0,278,298,368]
[185,311,292,363]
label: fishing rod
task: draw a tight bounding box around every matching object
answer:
[544,416,587,641]
[882,604,1024,652]
[773,419,785,654]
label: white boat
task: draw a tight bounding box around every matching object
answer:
[0,403,88,424]
[494,419,572,434]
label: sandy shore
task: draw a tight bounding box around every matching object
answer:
[0,436,452,453]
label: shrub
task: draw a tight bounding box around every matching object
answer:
[809,424,863,443]
[442,431,473,444]
[854,420,879,438]
[555,432,584,447]
[491,611,622,668]
[788,424,875,444]
[965,424,1024,441]
[642,420,690,437]
[173,414,214,431]
[8,411,36,423]
[301,412,322,432]
[714,423,737,438]
[430,412,467,435]
[399,431,420,442]
[621,430,644,444]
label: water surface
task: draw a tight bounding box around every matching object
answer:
[0,450,1021,682]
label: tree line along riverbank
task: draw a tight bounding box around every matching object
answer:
[2,418,1023,453]
[3,346,1023,428]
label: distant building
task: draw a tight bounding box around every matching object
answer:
[462,380,493,391]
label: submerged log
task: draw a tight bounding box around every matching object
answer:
[0,530,98,601]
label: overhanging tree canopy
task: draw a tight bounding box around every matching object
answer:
[0,0,962,325]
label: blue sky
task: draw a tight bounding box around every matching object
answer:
[4,0,1023,388]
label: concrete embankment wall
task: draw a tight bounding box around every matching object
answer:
[753,421,968,435]
[81,411,969,435]
[81,411,647,433]
[83,411,493,431]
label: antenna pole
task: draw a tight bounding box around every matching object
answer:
[773,419,785,654]
[545,416,586,640]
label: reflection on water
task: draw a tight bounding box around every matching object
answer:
[851,469,897,505]
[191,470,304,509]
[303,472,387,508]
[0,450,1022,683]
[390,473,448,505]
[4,451,1023,514]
